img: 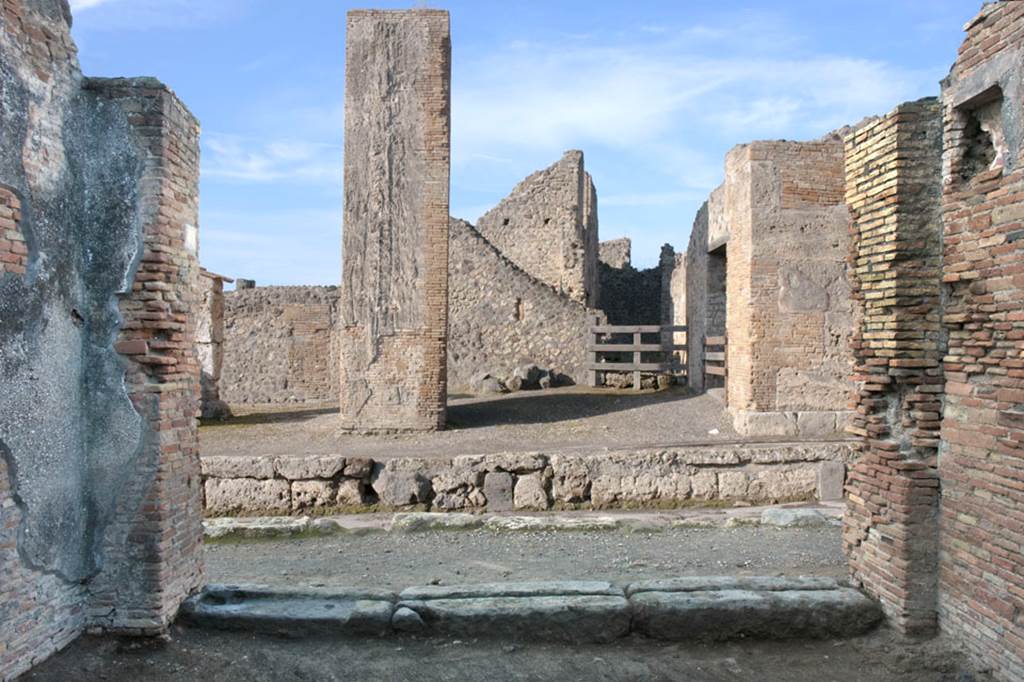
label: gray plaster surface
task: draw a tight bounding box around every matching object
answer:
[0,26,148,581]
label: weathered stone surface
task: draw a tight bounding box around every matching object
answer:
[204,516,311,540]
[391,606,426,633]
[397,595,630,644]
[550,456,591,502]
[181,585,395,637]
[631,589,882,641]
[335,479,365,506]
[338,9,451,432]
[389,513,484,533]
[371,463,433,507]
[626,576,846,596]
[291,480,337,512]
[204,479,291,515]
[817,461,846,502]
[760,508,833,527]
[513,473,550,510]
[275,455,347,481]
[202,456,275,480]
[399,581,622,601]
[483,472,514,512]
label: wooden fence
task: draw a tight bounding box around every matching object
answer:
[704,334,727,402]
[586,324,687,390]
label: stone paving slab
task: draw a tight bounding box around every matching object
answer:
[399,581,621,601]
[180,584,394,637]
[625,576,847,596]
[631,588,881,641]
[394,595,632,644]
[180,578,882,645]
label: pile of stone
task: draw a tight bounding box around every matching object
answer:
[468,364,569,395]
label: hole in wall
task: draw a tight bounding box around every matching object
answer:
[956,85,1005,185]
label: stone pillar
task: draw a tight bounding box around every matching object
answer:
[339,10,451,432]
[842,99,944,635]
[197,270,232,420]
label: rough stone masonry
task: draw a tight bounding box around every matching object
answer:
[0,1,204,678]
[338,10,452,431]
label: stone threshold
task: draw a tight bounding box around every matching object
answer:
[203,503,844,540]
[180,577,882,643]
[201,441,854,516]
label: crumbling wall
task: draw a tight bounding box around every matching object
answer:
[0,2,202,676]
[686,185,726,391]
[599,237,631,269]
[597,259,663,325]
[448,218,594,389]
[339,9,451,432]
[197,270,231,419]
[936,3,1024,678]
[842,99,945,635]
[476,151,599,307]
[725,140,852,437]
[222,286,339,406]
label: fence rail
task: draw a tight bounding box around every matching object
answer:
[704,335,728,403]
[586,324,687,390]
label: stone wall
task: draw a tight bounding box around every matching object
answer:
[0,2,203,676]
[842,99,945,635]
[448,218,595,389]
[200,442,855,516]
[477,151,599,307]
[724,140,852,437]
[197,270,231,419]
[339,9,451,432]
[599,237,630,269]
[936,3,1024,677]
[686,186,726,391]
[221,286,339,406]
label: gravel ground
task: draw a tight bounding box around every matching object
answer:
[200,387,796,460]
[25,627,983,682]
[204,525,848,590]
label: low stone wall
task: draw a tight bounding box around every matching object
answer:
[200,442,854,516]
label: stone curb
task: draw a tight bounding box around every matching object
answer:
[180,578,882,643]
[202,504,844,540]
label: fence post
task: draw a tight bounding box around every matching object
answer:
[587,315,598,388]
[633,331,642,391]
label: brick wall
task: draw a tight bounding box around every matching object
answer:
[222,286,339,406]
[84,77,204,634]
[476,151,599,307]
[937,3,1024,678]
[842,99,945,635]
[685,186,725,392]
[0,188,26,276]
[339,10,450,432]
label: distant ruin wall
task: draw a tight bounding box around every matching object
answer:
[448,218,593,389]
[339,9,451,431]
[221,286,339,406]
[599,237,631,269]
[477,151,599,307]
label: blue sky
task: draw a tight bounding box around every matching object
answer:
[70,0,980,283]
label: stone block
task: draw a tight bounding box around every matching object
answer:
[818,461,846,502]
[513,473,550,510]
[336,479,365,506]
[275,455,347,480]
[204,478,291,515]
[549,456,590,503]
[795,411,838,438]
[291,480,337,512]
[201,456,275,480]
[718,471,749,498]
[732,411,799,438]
[371,465,432,507]
[483,471,514,511]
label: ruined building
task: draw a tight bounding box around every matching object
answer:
[1,0,203,676]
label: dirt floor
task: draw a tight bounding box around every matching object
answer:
[203,524,848,589]
[200,386,833,460]
[25,626,983,681]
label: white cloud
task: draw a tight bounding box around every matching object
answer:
[203,133,342,185]
[69,0,114,10]
[69,0,246,30]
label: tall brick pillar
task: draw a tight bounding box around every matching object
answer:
[339,10,451,432]
[83,78,205,633]
[842,99,945,635]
